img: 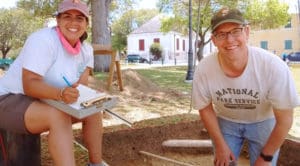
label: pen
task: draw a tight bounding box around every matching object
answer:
[62,76,72,87]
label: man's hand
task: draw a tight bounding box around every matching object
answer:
[199,104,236,166]
[214,144,236,166]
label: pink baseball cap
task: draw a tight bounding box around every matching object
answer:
[58,0,89,18]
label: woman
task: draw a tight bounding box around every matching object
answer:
[0,0,106,166]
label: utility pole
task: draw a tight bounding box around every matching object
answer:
[185,0,194,81]
[298,0,300,21]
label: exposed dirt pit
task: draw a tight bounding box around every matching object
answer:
[77,114,249,166]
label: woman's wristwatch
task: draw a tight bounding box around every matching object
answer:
[260,152,273,162]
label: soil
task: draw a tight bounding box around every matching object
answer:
[39,68,298,166]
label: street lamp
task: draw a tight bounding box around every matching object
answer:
[185,0,194,81]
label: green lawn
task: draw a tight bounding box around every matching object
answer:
[136,66,192,93]
[93,66,192,93]
[137,65,300,96]
[94,65,300,96]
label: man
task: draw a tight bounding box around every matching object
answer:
[192,7,299,166]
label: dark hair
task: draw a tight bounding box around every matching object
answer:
[56,13,89,22]
[80,32,88,43]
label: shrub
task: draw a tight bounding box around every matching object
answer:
[150,43,163,60]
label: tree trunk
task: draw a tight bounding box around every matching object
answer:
[0,43,11,59]
[91,0,112,72]
[197,41,204,62]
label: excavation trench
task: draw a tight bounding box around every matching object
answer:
[99,115,300,166]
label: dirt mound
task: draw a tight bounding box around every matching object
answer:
[119,69,174,103]
[88,69,193,127]
[119,69,185,101]
[89,69,165,95]
[122,69,161,93]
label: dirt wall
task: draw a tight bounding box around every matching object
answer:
[278,138,300,166]
[102,118,210,165]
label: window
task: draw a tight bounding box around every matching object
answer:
[260,41,268,50]
[182,40,185,51]
[153,38,160,43]
[285,40,292,49]
[139,39,144,51]
[176,38,179,50]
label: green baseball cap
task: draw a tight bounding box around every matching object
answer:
[211,7,248,32]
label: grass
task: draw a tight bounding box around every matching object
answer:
[94,66,192,93]
[93,72,108,81]
[94,64,300,96]
[136,66,192,92]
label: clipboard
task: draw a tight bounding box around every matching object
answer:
[42,84,117,119]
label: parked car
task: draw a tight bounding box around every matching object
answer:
[126,54,149,63]
[0,58,13,70]
[287,52,300,61]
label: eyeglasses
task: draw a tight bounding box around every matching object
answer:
[213,27,244,40]
[60,13,86,23]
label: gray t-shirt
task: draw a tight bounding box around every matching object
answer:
[192,46,299,123]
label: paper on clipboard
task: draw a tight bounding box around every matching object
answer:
[69,84,106,109]
[42,84,117,119]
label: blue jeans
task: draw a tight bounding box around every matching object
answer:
[217,117,279,166]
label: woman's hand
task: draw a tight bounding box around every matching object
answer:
[60,87,79,104]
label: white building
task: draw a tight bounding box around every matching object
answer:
[127,15,193,64]
[127,15,214,64]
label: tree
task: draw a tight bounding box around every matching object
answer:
[244,0,290,29]
[91,0,113,72]
[91,0,138,71]
[0,9,43,58]
[17,0,61,18]
[150,43,163,60]
[15,0,144,71]
[158,0,290,62]
[111,9,158,53]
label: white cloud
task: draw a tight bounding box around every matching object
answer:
[0,0,18,9]
[138,0,158,9]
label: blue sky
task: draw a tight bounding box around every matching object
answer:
[0,0,158,9]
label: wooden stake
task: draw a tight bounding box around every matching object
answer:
[93,44,123,91]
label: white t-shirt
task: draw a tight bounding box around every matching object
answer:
[0,27,94,95]
[192,46,299,123]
